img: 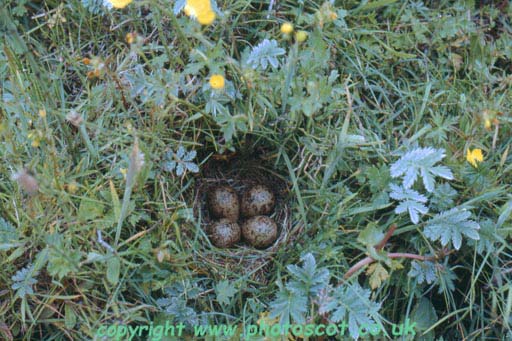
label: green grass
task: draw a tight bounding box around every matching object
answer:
[1,0,512,339]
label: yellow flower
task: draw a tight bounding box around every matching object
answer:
[120,168,128,179]
[209,74,225,90]
[185,0,216,25]
[184,5,194,16]
[280,22,294,34]
[39,109,47,118]
[197,10,216,25]
[295,30,308,43]
[126,32,136,44]
[28,131,42,147]
[67,182,79,194]
[466,148,484,167]
[108,0,133,9]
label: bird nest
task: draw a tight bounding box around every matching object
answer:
[189,155,295,284]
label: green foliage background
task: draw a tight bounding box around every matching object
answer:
[1,0,512,339]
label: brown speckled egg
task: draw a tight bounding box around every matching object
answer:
[207,219,241,248]
[242,216,278,249]
[240,185,275,217]
[207,185,239,221]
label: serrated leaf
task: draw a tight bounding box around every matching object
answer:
[245,39,285,71]
[215,280,237,306]
[11,264,38,298]
[183,150,196,161]
[390,147,452,192]
[323,283,382,339]
[286,253,329,295]
[357,224,384,248]
[185,162,199,173]
[176,163,185,176]
[0,217,21,251]
[468,219,497,254]
[163,160,177,172]
[408,260,437,284]
[176,146,185,159]
[367,263,389,290]
[390,184,428,223]
[424,208,480,250]
[436,264,456,293]
[269,287,308,326]
[430,183,457,211]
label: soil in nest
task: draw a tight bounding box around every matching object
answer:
[190,154,297,285]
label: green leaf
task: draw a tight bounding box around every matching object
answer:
[215,280,237,306]
[408,261,437,285]
[468,219,498,255]
[269,284,308,326]
[47,249,81,280]
[11,264,39,298]
[78,197,104,222]
[357,224,384,249]
[390,147,453,192]
[497,199,512,228]
[45,234,81,279]
[64,304,77,329]
[286,253,330,296]
[85,252,108,263]
[0,217,21,251]
[411,297,438,333]
[424,208,480,250]
[245,39,285,71]
[107,256,121,285]
[322,283,382,339]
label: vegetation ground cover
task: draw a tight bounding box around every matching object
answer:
[1,0,512,339]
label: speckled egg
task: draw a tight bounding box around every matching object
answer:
[207,219,241,248]
[240,184,275,217]
[207,185,240,222]
[241,215,278,249]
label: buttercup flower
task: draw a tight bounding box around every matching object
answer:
[108,0,133,9]
[209,74,225,90]
[185,0,216,25]
[280,22,294,34]
[197,10,216,25]
[466,148,484,167]
[126,32,136,44]
[484,118,491,129]
[295,30,308,43]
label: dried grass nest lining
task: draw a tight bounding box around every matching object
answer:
[189,157,295,283]
[192,157,292,253]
